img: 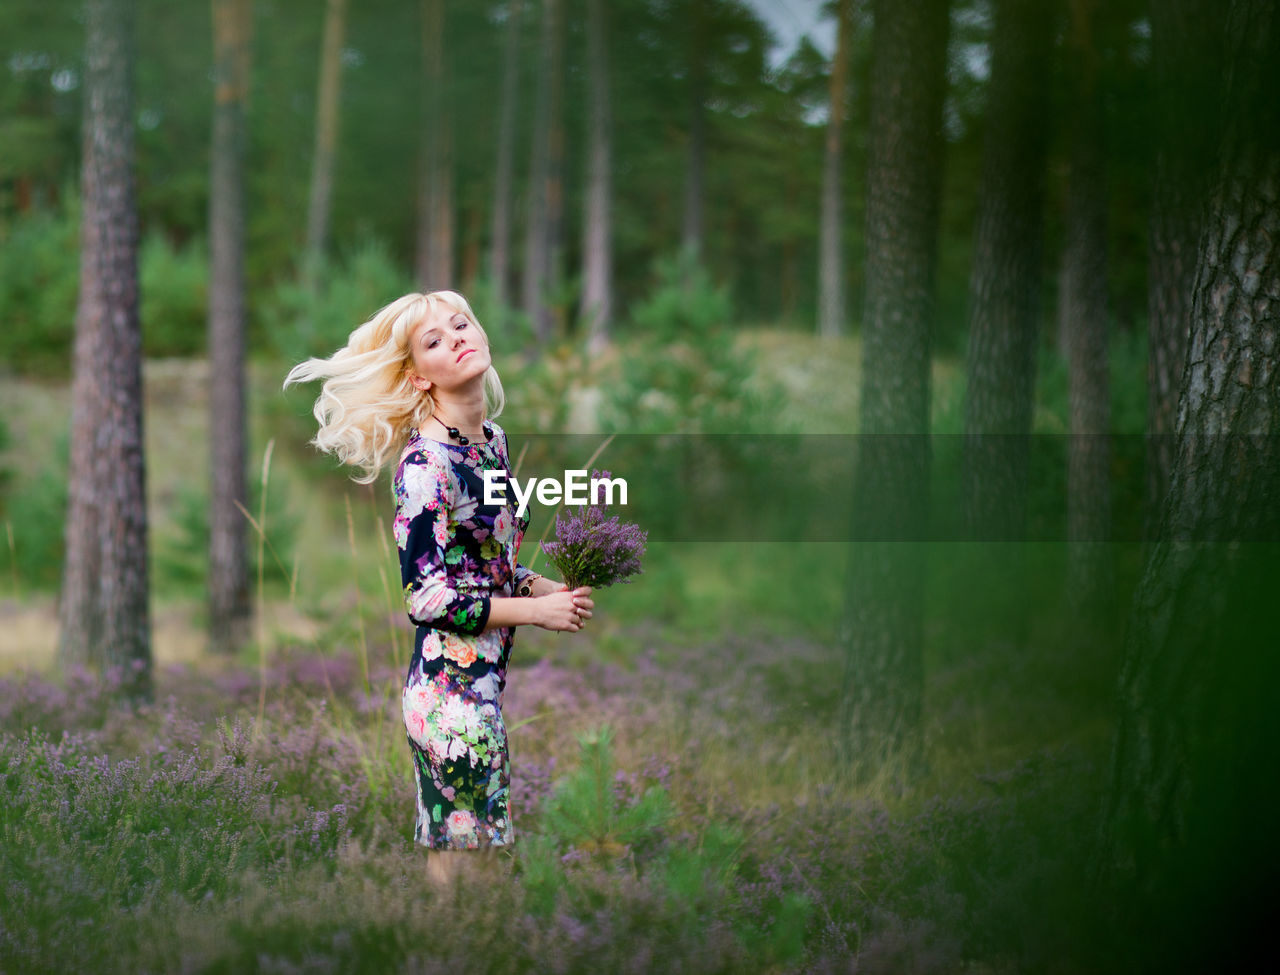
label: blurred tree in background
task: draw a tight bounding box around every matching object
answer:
[56,0,151,700]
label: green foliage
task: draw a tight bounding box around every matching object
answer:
[0,417,11,497]
[153,470,300,598]
[1,431,68,590]
[1036,329,1145,437]
[0,199,80,374]
[603,250,778,434]
[1109,325,1148,435]
[138,232,208,357]
[260,238,414,364]
[0,726,276,916]
[540,725,674,857]
[733,889,814,967]
[0,199,211,371]
[520,723,814,964]
[460,273,535,353]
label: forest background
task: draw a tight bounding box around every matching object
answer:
[1,0,1277,973]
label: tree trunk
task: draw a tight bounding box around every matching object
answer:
[839,0,949,780]
[58,0,151,702]
[304,0,347,272]
[961,0,1053,542]
[1098,3,1280,965]
[416,0,454,290]
[1061,0,1111,614]
[1144,0,1217,534]
[681,0,706,260]
[522,0,565,343]
[580,0,612,352]
[818,0,852,339]
[460,202,482,292]
[488,0,523,321]
[208,0,253,656]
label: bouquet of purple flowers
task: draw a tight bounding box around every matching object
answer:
[541,469,647,590]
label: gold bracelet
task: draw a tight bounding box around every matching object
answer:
[516,573,540,598]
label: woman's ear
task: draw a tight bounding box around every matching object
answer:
[408,371,431,392]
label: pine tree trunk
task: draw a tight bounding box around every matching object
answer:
[839,0,949,780]
[58,0,151,701]
[1144,0,1217,533]
[961,0,1053,542]
[489,0,523,320]
[522,0,564,342]
[416,0,453,290]
[304,0,347,271]
[208,0,253,656]
[681,0,706,260]
[1061,0,1111,612]
[818,0,852,339]
[1098,3,1280,963]
[580,0,612,352]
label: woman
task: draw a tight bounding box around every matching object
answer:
[284,290,593,886]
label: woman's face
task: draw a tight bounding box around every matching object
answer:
[407,302,491,393]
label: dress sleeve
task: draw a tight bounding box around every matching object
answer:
[394,447,491,635]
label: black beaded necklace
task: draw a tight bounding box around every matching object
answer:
[434,413,493,446]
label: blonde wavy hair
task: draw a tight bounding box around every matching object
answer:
[283,290,505,484]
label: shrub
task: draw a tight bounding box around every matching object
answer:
[603,250,778,435]
[1,431,68,590]
[0,199,80,374]
[261,237,413,364]
[153,469,300,598]
[0,200,214,371]
[138,233,208,357]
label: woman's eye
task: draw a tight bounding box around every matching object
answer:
[428,338,440,349]
[456,321,468,330]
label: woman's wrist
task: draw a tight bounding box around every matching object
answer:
[484,595,545,630]
[517,572,562,598]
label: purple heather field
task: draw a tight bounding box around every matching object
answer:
[0,611,1107,974]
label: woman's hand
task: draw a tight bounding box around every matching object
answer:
[534,586,594,632]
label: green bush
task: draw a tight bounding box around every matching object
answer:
[0,199,211,370]
[139,233,208,357]
[1,432,69,590]
[520,723,813,963]
[0,199,80,374]
[153,470,300,598]
[261,237,413,364]
[603,250,778,434]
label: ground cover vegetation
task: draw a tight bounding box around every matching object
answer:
[4,0,1276,970]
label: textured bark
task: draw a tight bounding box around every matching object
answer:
[1144,0,1218,532]
[416,0,454,289]
[58,0,151,701]
[208,0,253,655]
[488,0,523,319]
[839,0,949,779]
[681,0,707,258]
[1099,2,1280,962]
[817,0,852,339]
[521,0,565,342]
[304,0,347,267]
[961,0,1053,541]
[1060,0,1111,611]
[579,0,613,351]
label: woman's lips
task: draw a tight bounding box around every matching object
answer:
[457,349,475,362]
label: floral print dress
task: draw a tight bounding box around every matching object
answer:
[394,421,534,850]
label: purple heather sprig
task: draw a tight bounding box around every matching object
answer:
[541,469,647,590]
